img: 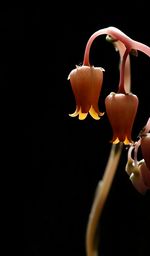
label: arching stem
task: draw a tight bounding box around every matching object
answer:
[83,28,107,66]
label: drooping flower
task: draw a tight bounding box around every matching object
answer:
[125,147,150,194]
[105,92,139,145]
[68,65,104,120]
[125,120,150,194]
[126,159,150,194]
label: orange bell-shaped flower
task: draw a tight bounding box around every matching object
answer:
[105,92,139,145]
[68,65,104,120]
[141,133,150,170]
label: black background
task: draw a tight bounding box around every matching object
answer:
[1,6,149,256]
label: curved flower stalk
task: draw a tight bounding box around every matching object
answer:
[111,40,131,93]
[67,26,150,256]
[83,26,150,66]
[125,118,150,194]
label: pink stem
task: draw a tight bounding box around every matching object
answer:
[118,49,130,93]
[83,26,150,66]
[83,28,108,65]
[144,117,150,133]
[133,41,150,57]
[127,144,134,161]
[134,139,141,166]
[113,40,131,93]
[106,27,150,57]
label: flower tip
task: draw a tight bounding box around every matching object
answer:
[112,138,120,144]
[89,106,104,120]
[78,112,88,120]
[124,137,133,145]
[100,112,105,117]
[69,113,77,118]
[129,173,148,195]
[100,67,105,72]
[67,73,70,80]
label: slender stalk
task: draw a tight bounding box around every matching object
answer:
[83,28,108,66]
[113,40,131,93]
[85,143,123,256]
[144,117,150,133]
[118,49,130,93]
[133,40,150,57]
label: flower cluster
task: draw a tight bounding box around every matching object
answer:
[67,26,150,193]
[125,118,150,194]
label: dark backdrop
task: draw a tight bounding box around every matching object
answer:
[2,6,149,256]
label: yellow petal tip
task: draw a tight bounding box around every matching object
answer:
[69,108,79,117]
[89,106,103,120]
[78,112,88,120]
[124,137,132,145]
[112,138,120,144]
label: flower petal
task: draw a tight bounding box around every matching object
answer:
[78,109,88,120]
[112,137,120,144]
[89,106,100,120]
[124,136,132,145]
[69,106,80,117]
[129,172,148,195]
